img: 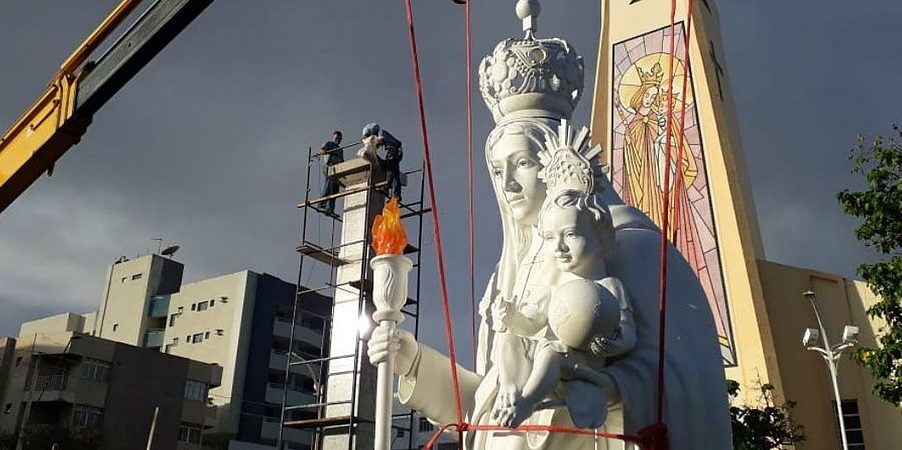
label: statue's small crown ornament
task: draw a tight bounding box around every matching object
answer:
[538,120,605,197]
[637,62,664,87]
[478,0,584,123]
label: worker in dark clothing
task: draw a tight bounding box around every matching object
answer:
[317,130,344,216]
[362,123,403,200]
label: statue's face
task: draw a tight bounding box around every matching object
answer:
[490,133,545,225]
[540,206,603,276]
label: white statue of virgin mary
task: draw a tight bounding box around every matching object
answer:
[367,2,732,449]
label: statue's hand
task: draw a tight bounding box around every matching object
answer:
[367,325,418,376]
[496,379,520,409]
[492,387,532,428]
[491,297,515,326]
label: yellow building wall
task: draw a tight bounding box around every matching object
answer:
[757,261,902,450]
[591,0,779,404]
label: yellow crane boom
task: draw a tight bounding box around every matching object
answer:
[0,0,213,213]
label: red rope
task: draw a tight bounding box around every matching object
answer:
[465,0,478,369]
[657,0,696,430]
[670,1,694,245]
[655,0,679,425]
[423,422,643,450]
[402,0,465,425]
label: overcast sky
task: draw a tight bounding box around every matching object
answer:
[1,1,900,363]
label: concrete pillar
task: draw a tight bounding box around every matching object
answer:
[320,159,384,450]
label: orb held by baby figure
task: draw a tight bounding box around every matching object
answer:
[490,278,626,429]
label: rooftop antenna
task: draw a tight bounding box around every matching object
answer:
[151,238,163,254]
[161,245,180,258]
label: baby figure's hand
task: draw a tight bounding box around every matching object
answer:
[497,379,519,409]
[492,384,533,428]
[491,296,517,328]
[492,380,522,426]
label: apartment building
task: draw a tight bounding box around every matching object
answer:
[94,254,330,449]
[0,321,221,450]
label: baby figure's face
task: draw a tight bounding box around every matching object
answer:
[540,206,605,277]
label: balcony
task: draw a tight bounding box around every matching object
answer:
[144,328,166,348]
[272,318,323,348]
[148,295,171,318]
[35,374,67,390]
[24,374,75,403]
[265,383,314,406]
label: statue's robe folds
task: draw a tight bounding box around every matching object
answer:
[397,204,732,450]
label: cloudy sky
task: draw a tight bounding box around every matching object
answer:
[1,0,900,362]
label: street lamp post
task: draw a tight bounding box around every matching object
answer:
[800,290,859,450]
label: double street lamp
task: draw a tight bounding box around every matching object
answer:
[800,290,859,450]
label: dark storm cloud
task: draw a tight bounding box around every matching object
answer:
[1,1,898,362]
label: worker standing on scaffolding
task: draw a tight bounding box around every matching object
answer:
[362,123,403,201]
[317,130,344,216]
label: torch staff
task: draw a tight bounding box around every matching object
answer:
[369,198,412,450]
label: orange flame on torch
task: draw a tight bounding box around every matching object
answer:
[371,198,408,255]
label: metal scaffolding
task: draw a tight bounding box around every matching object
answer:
[278,145,429,450]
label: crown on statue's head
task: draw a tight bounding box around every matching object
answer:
[478,0,584,123]
[538,120,605,197]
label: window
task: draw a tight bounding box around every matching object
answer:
[216,329,224,336]
[178,422,202,444]
[73,405,103,429]
[418,417,434,432]
[131,273,142,281]
[209,299,215,307]
[197,301,209,312]
[184,380,208,402]
[834,399,866,449]
[191,333,204,344]
[177,306,184,314]
[169,314,178,327]
[4,403,11,414]
[112,323,118,332]
[204,331,210,339]
[191,303,196,311]
[82,358,111,382]
[172,337,179,346]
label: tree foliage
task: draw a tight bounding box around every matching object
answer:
[837,125,902,406]
[727,380,805,450]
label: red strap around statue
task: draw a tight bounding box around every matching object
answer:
[637,422,670,450]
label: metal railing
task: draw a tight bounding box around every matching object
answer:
[33,374,67,391]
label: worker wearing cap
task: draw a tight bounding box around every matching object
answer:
[362,123,403,201]
[317,130,344,216]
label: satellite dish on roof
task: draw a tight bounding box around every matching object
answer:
[161,245,180,257]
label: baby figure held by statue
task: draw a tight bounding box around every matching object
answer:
[491,183,636,429]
